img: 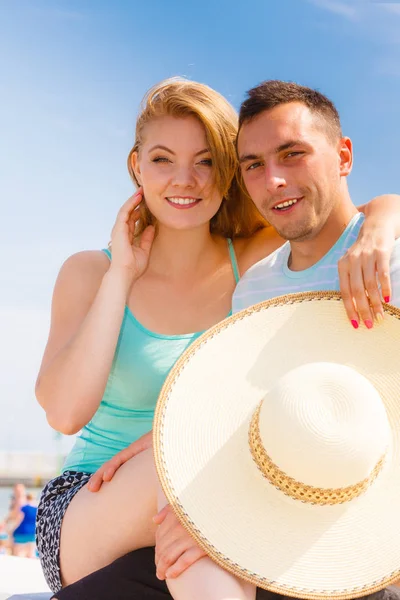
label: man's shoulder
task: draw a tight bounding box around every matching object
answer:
[240,242,290,281]
[233,243,290,312]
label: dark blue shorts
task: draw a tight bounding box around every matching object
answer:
[36,470,91,593]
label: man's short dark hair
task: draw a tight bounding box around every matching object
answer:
[239,80,343,141]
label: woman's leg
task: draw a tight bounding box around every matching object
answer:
[60,446,255,599]
[59,447,159,585]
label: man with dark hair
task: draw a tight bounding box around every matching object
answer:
[239,80,342,140]
[52,80,400,600]
[233,80,400,316]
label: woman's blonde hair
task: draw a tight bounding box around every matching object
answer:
[127,77,267,238]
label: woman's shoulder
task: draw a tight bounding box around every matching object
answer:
[233,227,285,276]
[59,249,111,278]
[53,250,111,300]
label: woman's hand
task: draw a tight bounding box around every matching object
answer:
[87,430,153,492]
[109,189,155,283]
[338,218,393,329]
[154,504,207,580]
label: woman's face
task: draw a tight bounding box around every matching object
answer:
[132,115,224,231]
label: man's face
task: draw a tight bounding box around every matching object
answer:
[237,102,352,241]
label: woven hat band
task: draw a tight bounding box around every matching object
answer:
[248,403,386,506]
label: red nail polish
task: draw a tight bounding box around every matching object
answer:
[351,319,359,329]
[365,320,373,329]
[384,296,390,303]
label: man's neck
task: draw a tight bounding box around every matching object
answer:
[289,193,358,272]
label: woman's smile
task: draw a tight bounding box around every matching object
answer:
[166,196,202,209]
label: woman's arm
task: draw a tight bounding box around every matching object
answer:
[35,251,130,434]
[358,194,400,238]
[36,192,155,434]
[338,194,400,328]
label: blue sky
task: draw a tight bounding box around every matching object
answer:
[1,0,400,453]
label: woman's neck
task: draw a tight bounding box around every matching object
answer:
[147,224,224,280]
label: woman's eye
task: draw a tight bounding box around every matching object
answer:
[198,158,212,166]
[152,156,170,163]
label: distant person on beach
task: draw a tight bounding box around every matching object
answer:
[8,483,27,512]
[35,77,400,598]
[4,483,27,534]
[11,492,37,558]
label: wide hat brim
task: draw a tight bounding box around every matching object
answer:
[154,292,400,599]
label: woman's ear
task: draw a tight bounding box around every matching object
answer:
[130,151,142,186]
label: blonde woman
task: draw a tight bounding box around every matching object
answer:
[35,78,400,599]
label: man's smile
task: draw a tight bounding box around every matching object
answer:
[271,196,304,213]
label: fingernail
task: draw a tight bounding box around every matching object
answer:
[376,313,384,324]
[384,296,390,303]
[351,319,359,329]
[364,320,373,329]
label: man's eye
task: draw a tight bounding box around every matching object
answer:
[246,162,262,171]
[286,151,303,158]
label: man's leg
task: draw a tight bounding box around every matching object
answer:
[52,547,170,600]
[52,547,280,600]
[52,547,400,600]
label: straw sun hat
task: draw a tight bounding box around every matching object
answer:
[153,291,400,600]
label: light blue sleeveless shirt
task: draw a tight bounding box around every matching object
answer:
[233,213,400,311]
[63,239,240,473]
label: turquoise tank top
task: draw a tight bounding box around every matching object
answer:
[63,239,240,473]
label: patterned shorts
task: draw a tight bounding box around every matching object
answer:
[36,470,91,593]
